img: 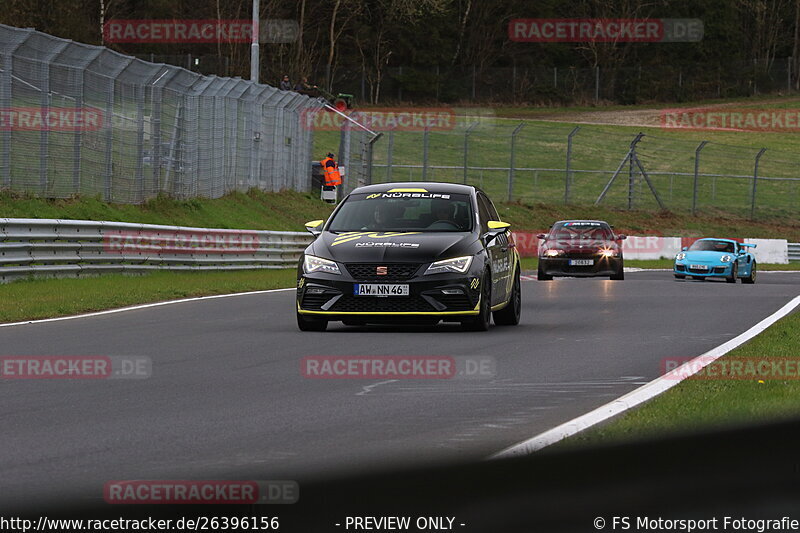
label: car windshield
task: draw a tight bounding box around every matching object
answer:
[327,192,474,232]
[689,240,736,253]
[548,222,613,240]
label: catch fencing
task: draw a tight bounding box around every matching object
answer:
[0,24,324,203]
[362,119,800,219]
[0,218,312,284]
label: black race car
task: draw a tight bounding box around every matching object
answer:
[537,220,626,280]
[296,183,521,331]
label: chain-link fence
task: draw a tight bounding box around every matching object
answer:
[0,24,324,204]
[364,119,800,219]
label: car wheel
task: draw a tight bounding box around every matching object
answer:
[463,271,491,331]
[742,261,756,284]
[674,274,686,280]
[610,261,624,280]
[493,269,521,326]
[726,262,738,284]
[537,263,553,281]
[297,312,328,331]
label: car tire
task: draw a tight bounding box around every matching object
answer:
[726,262,738,284]
[463,271,491,331]
[610,262,624,280]
[742,261,756,284]
[493,269,521,326]
[537,263,553,281]
[297,312,328,331]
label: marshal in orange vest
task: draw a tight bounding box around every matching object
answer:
[320,154,342,186]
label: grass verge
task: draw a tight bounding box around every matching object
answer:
[0,269,296,324]
[559,310,800,448]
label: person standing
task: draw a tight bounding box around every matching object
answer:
[320,152,341,203]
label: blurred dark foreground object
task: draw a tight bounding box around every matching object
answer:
[20,416,800,532]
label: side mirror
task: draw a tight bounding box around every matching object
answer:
[484,220,511,240]
[304,219,324,236]
[536,233,547,240]
[617,234,627,240]
[682,246,688,251]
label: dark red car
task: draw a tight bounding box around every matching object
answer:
[537,220,627,280]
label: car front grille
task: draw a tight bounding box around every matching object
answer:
[688,267,710,274]
[713,266,726,274]
[675,264,686,272]
[301,292,336,310]
[345,263,421,281]
[330,295,435,313]
[430,294,473,311]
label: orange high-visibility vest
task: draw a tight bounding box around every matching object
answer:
[320,157,342,186]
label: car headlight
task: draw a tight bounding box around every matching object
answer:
[424,256,473,275]
[599,248,618,257]
[676,252,686,261]
[543,249,564,257]
[721,255,732,262]
[303,255,341,275]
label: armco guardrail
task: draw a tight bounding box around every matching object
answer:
[0,219,313,284]
[790,243,800,262]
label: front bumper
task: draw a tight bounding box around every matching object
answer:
[674,262,732,277]
[297,268,482,321]
[539,255,622,277]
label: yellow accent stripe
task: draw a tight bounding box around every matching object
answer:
[386,188,428,193]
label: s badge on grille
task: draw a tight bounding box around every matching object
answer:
[376,266,388,276]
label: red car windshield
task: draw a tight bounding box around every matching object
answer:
[549,223,614,241]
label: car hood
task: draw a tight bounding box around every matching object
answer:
[681,251,730,263]
[307,231,480,263]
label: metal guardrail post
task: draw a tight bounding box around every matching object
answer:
[564,126,580,204]
[692,141,709,215]
[751,147,767,219]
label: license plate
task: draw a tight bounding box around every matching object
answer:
[354,284,409,296]
[690,264,708,270]
[569,259,594,266]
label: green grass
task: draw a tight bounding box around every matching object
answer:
[0,189,335,231]
[0,269,296,323]
[559,310,800,448]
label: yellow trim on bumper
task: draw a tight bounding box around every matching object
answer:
[298,309,480,316]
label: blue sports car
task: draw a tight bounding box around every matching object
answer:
[673,238,757,283]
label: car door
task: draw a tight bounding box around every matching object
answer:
[735,242,751,277]
[477,193,510,307]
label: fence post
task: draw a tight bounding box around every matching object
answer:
[692,140,708,215]
[463,122,478,184]
[422,126,430,180]
[508,123,525,202]
[365,133,382,186]
[386,127,394,182]
[564,126,580,204]
[751,147,766,219]
[594,66,600,103]
[0,53,11,189]
[472,65,477,100]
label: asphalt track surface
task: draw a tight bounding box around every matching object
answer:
[1,271,799,509]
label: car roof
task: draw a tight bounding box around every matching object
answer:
[696,238,738,244]
[551,220,611,226]
[350,182,478,195]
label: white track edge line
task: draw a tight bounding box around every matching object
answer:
[489,293,800,459]
[0,288,294,328]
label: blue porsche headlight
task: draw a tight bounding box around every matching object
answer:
[676,252,686,261]
[720,255,732,262]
